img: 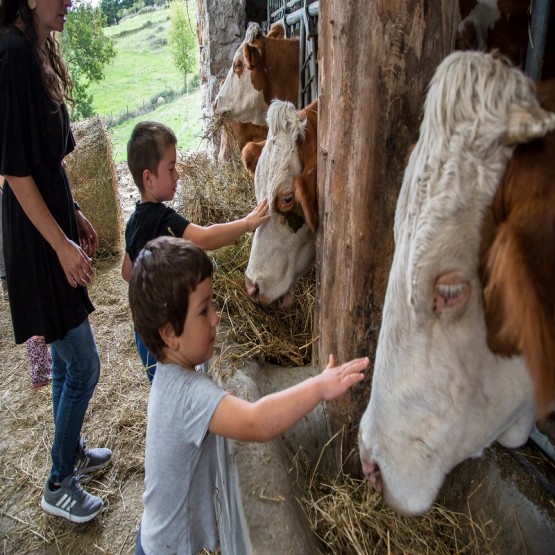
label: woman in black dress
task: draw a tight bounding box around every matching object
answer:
[0,0,112,522]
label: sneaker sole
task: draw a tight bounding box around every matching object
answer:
[41,497,102,524]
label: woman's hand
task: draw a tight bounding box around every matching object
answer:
[57,237,94,288]
[75,209,99,257]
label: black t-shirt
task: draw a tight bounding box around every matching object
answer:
[0,27,94,344]
[125,202,190,263]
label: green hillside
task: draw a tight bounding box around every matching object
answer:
[87,7,203,162]
[107,90,204,161]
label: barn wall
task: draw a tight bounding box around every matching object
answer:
[317,0,459,475]
[196,0,266,156]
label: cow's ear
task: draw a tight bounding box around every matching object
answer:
[502,104,555,145]
[295,102,318,231]
[484,218,555,417]
[295,161,318,231]
[267,23,285,39]
[243,43,263,70]
[241,140,265,177]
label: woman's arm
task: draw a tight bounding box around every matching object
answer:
[5,174,93,287]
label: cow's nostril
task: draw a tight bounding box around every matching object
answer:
[245,276,259,301]
[362,459,383,494]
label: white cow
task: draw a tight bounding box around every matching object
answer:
[212,22,299,126]
[358,51,555,516]
[242,99,318,309]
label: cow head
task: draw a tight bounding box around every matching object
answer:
[212,22,298,126]
[358,51,555,516]
[242,99,318,309]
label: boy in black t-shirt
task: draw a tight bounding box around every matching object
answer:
[122,121,269,381]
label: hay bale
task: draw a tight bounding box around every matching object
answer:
[298,458,498,554]
[65,116,122,255]
[175,151,315,368]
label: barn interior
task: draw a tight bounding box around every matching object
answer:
[198,0,555,552]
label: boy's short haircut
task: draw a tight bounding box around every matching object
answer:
[127,121,177,194]
[129,237,214,361]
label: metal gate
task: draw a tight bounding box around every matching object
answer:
[267,0,319,107]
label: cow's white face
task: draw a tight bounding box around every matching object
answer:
[245,122,315,308]
[358,51,554,516]
[212,25,268,126]
[358,190,536,514]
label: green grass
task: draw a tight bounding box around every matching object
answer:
[87,7,202,160]
[108,90,205,162]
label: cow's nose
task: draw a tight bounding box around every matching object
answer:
[245,276,259,302]
[361,457,383,494]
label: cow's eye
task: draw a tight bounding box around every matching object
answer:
[279,193,294,211]
[234,60,243,72]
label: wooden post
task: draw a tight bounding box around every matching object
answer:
[317,0,459,475]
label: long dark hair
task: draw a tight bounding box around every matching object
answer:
[0,0,73,106]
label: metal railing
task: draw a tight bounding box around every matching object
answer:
[267,0,319,107]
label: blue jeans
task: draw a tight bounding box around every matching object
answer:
[135,329,157,382]
[50,318,100,483]
[135,524,145,555]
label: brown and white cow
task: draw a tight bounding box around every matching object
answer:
[456,0,530,67]
[218,120,268,164]
[241,99,318,309]
[358,51,555,516]
[456,0,555,78]
[212,22,299,127]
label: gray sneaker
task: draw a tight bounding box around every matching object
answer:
[41,474,103,523]
[75,438,112,475]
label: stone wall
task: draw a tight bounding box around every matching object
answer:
[196,0,266,156]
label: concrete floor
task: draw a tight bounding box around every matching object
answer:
[215,360,555,554]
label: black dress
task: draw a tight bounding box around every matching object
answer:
[0,27,94,344]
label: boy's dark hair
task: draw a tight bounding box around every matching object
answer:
[129,237,213,361]
[127,121,177,194]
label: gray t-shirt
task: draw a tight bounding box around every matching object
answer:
[140,362,227,555]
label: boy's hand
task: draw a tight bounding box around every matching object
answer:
[319,354,368,401]
[245,199,270,231]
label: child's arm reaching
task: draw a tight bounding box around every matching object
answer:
[209,354,368,442]
[183,198,270,251]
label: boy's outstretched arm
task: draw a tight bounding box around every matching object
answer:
[183,198,270,251]
[209,354,368,442]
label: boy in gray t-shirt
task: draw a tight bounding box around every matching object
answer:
[129,236,369,555]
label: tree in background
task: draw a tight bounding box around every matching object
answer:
[99,0,123,26]
[168,1,198,93]
[61,0,116,119]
